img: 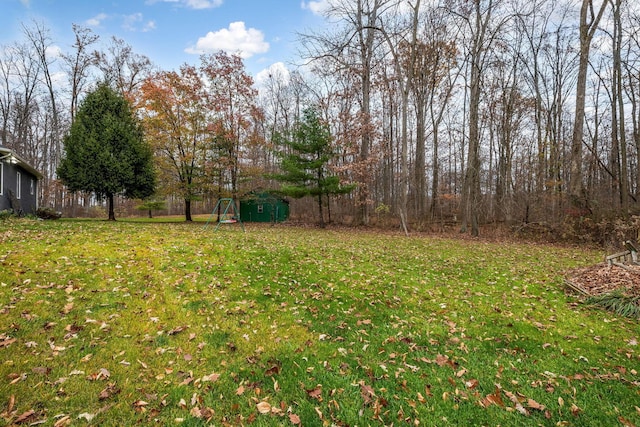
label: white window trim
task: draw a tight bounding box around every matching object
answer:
[0,162,3,196]
[30,178,34,195]
[16,171,21,199]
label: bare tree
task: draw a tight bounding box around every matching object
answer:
[299,0,394,225]
[94,37,153,97]
[452,0,511,236]
[569,0,608,209]
[62,24,99,122]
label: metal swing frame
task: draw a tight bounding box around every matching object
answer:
[203,198,245,231]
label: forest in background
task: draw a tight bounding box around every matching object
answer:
[2,0,639,240]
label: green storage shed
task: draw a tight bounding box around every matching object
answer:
[240,192,289,223]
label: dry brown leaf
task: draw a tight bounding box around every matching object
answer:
[306,387,322,401]
[62,303,74,314]
[465,379,479,389]
[571,403,582,416]
[6,394,15,414]
[289,413,301,425]
[14,409,35,424]
[360,382,375,405]
[54,415,71,426]
[256,401,271,414]
[202,372,220,382]
[0,337,17,348]
[456,367,468,377]
[168,325,187,335]
[527,398,546,411]
[618,416,636,427]
[435,354,449,367]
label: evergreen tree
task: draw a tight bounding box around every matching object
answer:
[57,83,155,220]
[274,108,355,227]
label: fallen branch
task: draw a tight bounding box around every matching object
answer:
[563,279,591,296]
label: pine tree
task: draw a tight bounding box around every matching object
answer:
[57,83,156,220]
[274,108,354,227]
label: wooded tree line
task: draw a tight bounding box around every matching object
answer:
[2,0,639,234]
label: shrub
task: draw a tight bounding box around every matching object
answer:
[35,207,62,220]
[0,209,14,220]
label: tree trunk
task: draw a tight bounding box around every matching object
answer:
[612,0,628,214]
[569,0,608,209]
[317,193,325,228]
[108,194,116,221]
[185,198,192,222]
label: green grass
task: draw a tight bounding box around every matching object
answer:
[1,218,638,426]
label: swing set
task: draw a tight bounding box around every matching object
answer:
[203,198,245,231]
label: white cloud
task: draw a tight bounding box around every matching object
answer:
[301,0,330,15]
[85,13,108,28]
[255,62,290,87]
[122,13,156,32]
[185,22,269,59]
[148,0,223,9]
[45,45,63,59]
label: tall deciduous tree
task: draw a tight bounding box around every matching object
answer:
[139,65,208,221]
[200,52,263,199]
[300,0,390,225]
[57,83,155,220]
[94,37,152,98]
[569,0,608,209]
[274,108,355,227]
[454,0,510,236]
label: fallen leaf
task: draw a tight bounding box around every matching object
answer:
[168,325,187,335]
[0,337,17,348]
[480,387,504,408]
[306,387,322,401]
[456,367,468,378]
[77,413,95,422]
[504,389,529,416]
[201,373,220,382]
[436,354,449,367]
[360,382,375,404]
[5,395,15,415]
[618,416,636,427]
[32,366,51,376]
[289,413,301,425]
[62,303,74,314]
[54,415,71,426]
[570,403,582,416]
[14,409,35,424]
[465,379,479,389]
[257,401,271,414]
[527,398,546,411]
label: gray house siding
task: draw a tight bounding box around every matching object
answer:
[0,147,41,215]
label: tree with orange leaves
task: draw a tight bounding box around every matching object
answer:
[138,64,208,221]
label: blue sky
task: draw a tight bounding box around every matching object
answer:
[1,0,330,78]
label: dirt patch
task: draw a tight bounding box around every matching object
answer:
[566,263,640,297]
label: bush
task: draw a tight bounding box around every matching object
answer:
[35,207,62,220]
[0,209,14,220]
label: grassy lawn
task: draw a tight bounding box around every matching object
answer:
[0,219,638,426]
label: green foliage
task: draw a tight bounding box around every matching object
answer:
[0,220,638,426]
[587,291,640,318]
[57,83,156,219]
[0,209,14,220]
[273,108,355,226]
[136,199,166,218]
